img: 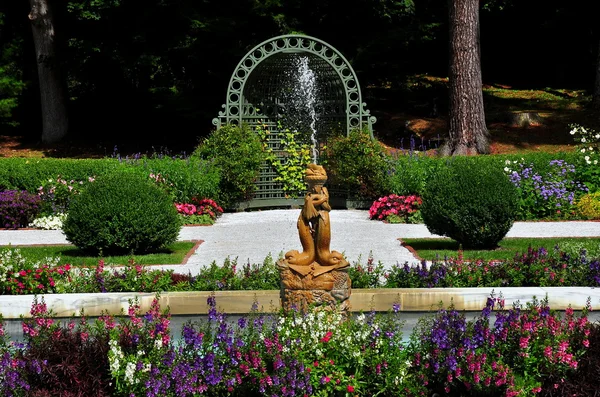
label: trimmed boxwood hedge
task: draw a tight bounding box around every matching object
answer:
[421,158,519,249]
[0,150,585,211]
[0,157,220,204]
[62,172,181,255]
[388,151,580,197]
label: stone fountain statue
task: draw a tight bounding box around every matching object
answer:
[278,164,351,314]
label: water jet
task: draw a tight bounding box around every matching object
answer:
[213,34,376,209]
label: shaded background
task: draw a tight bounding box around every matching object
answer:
[0,0,598,152]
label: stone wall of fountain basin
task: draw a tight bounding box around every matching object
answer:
[2,287,599,319]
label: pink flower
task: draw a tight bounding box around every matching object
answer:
[347,385,355,392]
[519,336,530,349]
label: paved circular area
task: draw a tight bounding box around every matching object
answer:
[1,210,599,275]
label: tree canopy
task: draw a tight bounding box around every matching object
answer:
[0,0,598,145]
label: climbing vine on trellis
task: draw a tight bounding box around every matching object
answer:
[256,122,312,198]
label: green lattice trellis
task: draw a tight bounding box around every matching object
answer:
[213,34,376,208]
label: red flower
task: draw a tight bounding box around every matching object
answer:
[320,331,333,343]
[347,385,355,392]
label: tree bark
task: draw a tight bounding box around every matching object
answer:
[28,0,68,144]
[593,37,600,110]
[441,0,489,156]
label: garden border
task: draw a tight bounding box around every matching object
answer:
[1,287,597,319]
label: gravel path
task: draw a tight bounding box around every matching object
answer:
[1,210,599,275]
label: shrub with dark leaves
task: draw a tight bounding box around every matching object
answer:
[19,298,113,397]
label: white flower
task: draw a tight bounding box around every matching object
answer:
[505,159,511,165]
[504,167,510,172]
[154,339,163,349]
[29,214,67,230]
[125,362,137,384]
[570,129,576,135]
[581,137,586,143]
[581,148,586,153]
[595,160,598,165]
[595,134,600,139]
[585,156,590,161]
[109,358,120,374]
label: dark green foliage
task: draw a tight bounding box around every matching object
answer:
[0,8,26,129]
[193,124,264,208]
[421,158,519,249]
[63,172,181,255]
[323,127,391,200]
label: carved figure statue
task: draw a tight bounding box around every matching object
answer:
[283,164,349,276]
[278,164,351,314]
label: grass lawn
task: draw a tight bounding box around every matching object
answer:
[0,241,197,267]
[401,237,600,261]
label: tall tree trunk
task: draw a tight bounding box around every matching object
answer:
[594,37,600,110]
[441,0,489,156]
[28,0,68,144]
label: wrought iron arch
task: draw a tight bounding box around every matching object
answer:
[213,34,376,209]
[213,34,376,136]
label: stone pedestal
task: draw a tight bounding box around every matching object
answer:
[278,261,351,315]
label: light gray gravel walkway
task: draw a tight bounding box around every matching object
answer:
[1,210,600,275]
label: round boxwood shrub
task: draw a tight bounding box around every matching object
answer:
[193,123,264,208]
[322,127,391,200]
[62,172,181,255]
[421,159,518,249]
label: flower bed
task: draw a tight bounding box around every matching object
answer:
[0,292,596,396]
[2,245,600,295]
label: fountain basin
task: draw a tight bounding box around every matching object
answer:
[2,287,597,319]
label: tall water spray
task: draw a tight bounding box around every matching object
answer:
[290,56,319,164]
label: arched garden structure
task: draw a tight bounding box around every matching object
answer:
[213,34,376,208]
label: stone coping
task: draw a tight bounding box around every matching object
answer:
[1,287,598,319]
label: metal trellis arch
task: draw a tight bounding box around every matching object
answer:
[213,34,376,208]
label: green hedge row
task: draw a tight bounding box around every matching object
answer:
[0,127,590,214]
[0,157,221,204]
[388,151,581,197]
